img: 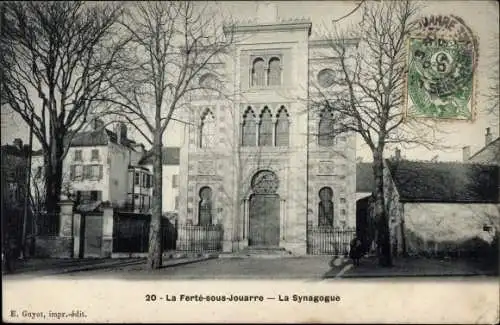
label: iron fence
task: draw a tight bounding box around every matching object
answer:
[113,217,150,253]
[176,224,223,253]
[307,226,356,255]
[112,216,180,253]
[35,213,60,236]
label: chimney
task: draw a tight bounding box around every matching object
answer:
[13,138,23,150]
[92,118,104,131]
[256,2,278,24]
[120,123,127,143]
[485,127,492,146]
[394,148,401,161]
[462,146,470,162]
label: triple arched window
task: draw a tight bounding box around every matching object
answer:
[251,56,282,87]
[258,107,273,146]
[242,105,289,147]
[242,107,257,147]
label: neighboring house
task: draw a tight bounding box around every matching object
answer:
[139,147,180,214]
[31,119,152,213]
[1,139,33,255]
[356,158,499,257]
[467,127,500,165]
[178,5,357,255]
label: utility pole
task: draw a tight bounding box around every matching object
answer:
[21,110,34,259]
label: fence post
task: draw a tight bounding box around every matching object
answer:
[101,203,114,258]
[73,213,81,258]
[58,200,74,258]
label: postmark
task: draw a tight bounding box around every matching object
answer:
[406,14,478,120]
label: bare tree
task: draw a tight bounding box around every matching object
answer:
[310,1,438,266]
[0,1,126,214]
[106,2,235,269]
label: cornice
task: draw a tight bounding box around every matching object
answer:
[224,21,312,36]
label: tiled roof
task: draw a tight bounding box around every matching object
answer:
[356,162,374,192]
[67,128,136,149]
[386,160,499,203]
[69,129,110,146]
[139,147,180,166]
[0,144,31,157]
[469,137,500,161]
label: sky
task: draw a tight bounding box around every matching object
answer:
[1,0,498,162]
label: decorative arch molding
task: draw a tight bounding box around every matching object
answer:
[251,170,279,194]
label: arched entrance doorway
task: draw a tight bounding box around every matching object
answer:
[249,170,280,247]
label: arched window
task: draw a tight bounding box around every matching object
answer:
[318,108,334,146]
[258,106,273,146]
[267,57,281,86]
[198,186,213,226]
[275,106,289,147]
[318,187,334,227]
[242,107,257,146]
[251,57,266,87]
[200,109,215,148]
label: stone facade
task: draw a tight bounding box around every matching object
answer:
[178,19,357,255]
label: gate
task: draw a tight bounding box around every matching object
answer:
[307,226,356,255]
[83,214,103,257]
[112,214,178,253]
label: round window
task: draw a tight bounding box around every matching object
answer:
[317,69,336,88]
[199,73,220,89]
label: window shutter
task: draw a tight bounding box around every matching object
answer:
[99,165,103,179]
[70,165,75,180]
[84,165,91,179]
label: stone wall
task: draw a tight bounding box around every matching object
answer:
[402,203,499,256]
[34,236,73,258]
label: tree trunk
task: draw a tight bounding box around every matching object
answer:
[43,141,64,215]
[147,132,163,269]
[372,149,392,267]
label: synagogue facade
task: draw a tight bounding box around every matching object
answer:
[177,11,357,254]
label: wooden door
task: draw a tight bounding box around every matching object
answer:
[249,194,280,247]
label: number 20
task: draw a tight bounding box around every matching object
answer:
[145,294,157,301]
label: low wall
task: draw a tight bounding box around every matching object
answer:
[34,236,73,258]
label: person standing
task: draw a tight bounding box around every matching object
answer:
[349,236,363,266]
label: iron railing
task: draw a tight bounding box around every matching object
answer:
[112,216,177,253]
[176,224,223,253]
[35,213,60,236]
[307,226,356,256]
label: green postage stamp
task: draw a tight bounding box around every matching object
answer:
[406,15,478,120]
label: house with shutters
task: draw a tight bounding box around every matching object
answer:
[138,147,181,215]
[31,119,153,215]
[1,139,33,257]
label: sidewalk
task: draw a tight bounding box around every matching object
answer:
[328,256,498,278]
[2,254,217,277]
